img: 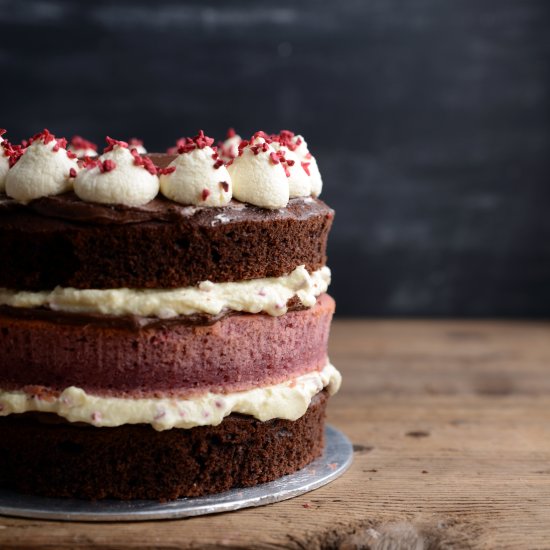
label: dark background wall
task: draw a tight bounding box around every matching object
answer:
[1,0,549,317]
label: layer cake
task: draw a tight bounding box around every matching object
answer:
[0,129,341,500]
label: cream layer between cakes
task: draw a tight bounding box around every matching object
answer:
[0,361,341,431]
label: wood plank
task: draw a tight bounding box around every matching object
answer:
[1,320,549,549]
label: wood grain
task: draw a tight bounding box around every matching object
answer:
[1,320,550,549]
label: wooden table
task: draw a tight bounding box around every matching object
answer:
[1,320,549,549]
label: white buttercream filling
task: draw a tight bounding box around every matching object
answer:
[0,266,330,318]
[0,362,341,431]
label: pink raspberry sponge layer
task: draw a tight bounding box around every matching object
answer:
[0,294,335,398]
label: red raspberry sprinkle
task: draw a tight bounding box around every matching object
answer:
[104,136,129,153]
[177,138,196,154]
[201,189,211,201]
[305,152,312,159]
[275,130,299,151]
[213,159,224,169]
[70,136,98,151]
[69,168,77,178]
[82,156,99,169]
[301,162,311,176]
[29,129,56,146]
[52,138,67,153]
[269,152,280,165]
[220,181,229,192]
[130,148,143,163]
[0,129,6,137]
[250,142,269,155]
[236,140,249,156]
[226,128,236,139]
[66,150,77,160]
[128,138,144,147]
[141,156,158,175]
[252,130,272,143]
[158,166,176,176]
[175,131,216,154]
[129,148,157,175]
[6,144,24,168]
[167,137,186,154]
[194,130,214,149]
[98,159,116,173]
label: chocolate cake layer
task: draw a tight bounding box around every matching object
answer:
[0,390,327,500]
[0,294,335,396]
[0,193,333,291]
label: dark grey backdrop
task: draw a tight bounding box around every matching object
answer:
[1,0,549,317]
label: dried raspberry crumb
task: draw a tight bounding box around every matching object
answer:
[168,137,187,154]
[275,130,300,151]
[6,144,24,167]
[30,129,56,146]
[158,166,176,175]
[250,142,269,155]
[141,156,157,175]
[154,409,166,420]
[82,156,99,169]
[52,139,64,153]
[178,138,196,154]
[305,152,312,159]
[70,136,97,151]
[129,148,157,174]
[301,161,311,176]
[0,129,6,137]
[201,189,211,201]
[220,181,229,192]
[194,130,214,149]
[66,150,77,160]
[269,152,280,164]
[128,138,144,146]
[237,140,249,156]
[252,130,272,143]
[99,159,116,173]
[302,503,313,509]
[69,168,77,178]
[104,136,129,153]
[226,128,236,139]
[130,148,143,164]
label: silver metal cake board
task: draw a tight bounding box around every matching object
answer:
[0,425,352,522]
